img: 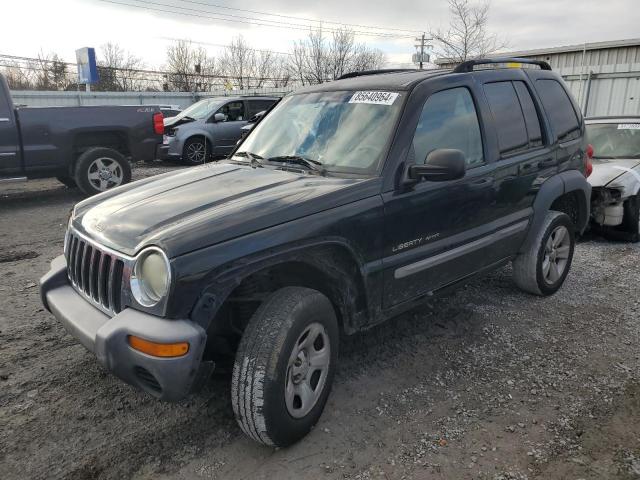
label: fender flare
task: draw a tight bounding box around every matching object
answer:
[189,238,371,334]
[520,170,591,253]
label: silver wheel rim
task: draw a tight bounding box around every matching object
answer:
[542,225,571,284]
[87,157,123,191]
[285,322,330,419]
[186,141,206,163]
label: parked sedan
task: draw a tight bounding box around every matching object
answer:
[159,96,279,165]
[586,117,640,241]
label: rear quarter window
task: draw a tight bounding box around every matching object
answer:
[535,79,581,142]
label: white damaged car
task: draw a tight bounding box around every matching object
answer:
[586,117,640,242]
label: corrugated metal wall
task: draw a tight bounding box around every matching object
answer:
[511,44,640,117]
[9,87,292,109]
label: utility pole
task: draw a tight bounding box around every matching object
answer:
[413,33,432,70]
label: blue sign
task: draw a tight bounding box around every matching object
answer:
[76,47,99,84]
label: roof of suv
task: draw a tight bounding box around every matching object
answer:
[295,69,452,94]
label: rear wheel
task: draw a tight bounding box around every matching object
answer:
[182,137,209,165]
[231,286,338,447]
[74,147,131,196]
[620,194,640,243]
[513,211,575,296]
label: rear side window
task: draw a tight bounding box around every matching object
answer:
[483,82,528,155]
[535,79,580,142]
[513,81,543,148]
[412,87,484,168]
[248,99,276,116]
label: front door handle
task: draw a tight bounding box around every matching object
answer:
[469,177,494,189]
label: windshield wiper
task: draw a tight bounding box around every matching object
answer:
[265,155,327,175]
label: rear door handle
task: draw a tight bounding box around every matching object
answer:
[537,159,556,168]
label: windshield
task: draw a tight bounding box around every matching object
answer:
[586,122,640,159]
[173,98,223,121]
[235,90,404,174]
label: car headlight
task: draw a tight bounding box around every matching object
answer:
[130,248,171,307]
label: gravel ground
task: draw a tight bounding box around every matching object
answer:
[1,163,639,480]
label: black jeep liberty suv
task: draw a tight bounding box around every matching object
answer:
[41,58,592,447]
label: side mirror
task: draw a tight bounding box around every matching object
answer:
[213,113,226,123]
[408,149,466,182]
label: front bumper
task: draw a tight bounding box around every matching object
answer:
[40,255,208,401]
[157,144,182,162]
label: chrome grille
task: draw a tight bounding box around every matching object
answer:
[65,230,126,315]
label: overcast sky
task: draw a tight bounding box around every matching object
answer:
[1,0,637,68]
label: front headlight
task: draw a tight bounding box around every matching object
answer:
[130,248,171,307]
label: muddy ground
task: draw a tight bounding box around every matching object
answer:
[1,163,639,480]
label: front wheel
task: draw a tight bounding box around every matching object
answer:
[513,211,575,296]
[182,137,209,165]
[231,287,339,447]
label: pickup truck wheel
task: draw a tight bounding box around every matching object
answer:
[231,286,338,447]
[75,147,131,195]
[513,211,575,296]
[182,137,209,165]
[56,176,77,189]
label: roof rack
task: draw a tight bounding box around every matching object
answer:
[453,57,552,73]
[337,69,417,80]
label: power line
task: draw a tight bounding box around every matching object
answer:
[171,0,422,34]
[157,36,294,56]
[0,55,299,82]
[96,0,415,39]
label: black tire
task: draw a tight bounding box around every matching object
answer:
[620,194,640,243]
[513,211,575,296]
[182,137,210,165]
[232,286,339,447]
[74,147,131,196]
[56,176,77,189]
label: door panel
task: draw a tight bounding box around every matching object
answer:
[210,101,248,154]
[382,86,500,308]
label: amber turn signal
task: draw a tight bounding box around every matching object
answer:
[127,335,189,358]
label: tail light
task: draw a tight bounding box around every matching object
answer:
[153,112,164,135]
[585,144,594,178]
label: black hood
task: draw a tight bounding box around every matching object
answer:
[72,163,377,258]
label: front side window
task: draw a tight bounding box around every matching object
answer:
[412,87,484,167]
[586,123,640,159]
[235,90,404,174]
[217,101,245,121]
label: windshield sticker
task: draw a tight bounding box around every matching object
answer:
[349,91,399,105]
[617,123,640,130]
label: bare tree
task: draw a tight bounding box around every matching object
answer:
[165,40,216,92]
[431,0,507,64]
[220,36,256,90]
[30,52,70,91]
[97,43,146,91]
[290,28,385,85]
[1,61,33,90]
